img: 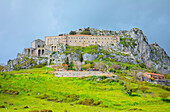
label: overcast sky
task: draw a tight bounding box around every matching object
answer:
[0,0,170,64]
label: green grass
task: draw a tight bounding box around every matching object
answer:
[0,67,170,112]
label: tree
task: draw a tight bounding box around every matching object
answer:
[69,31,76,35]
[79,54,83,63]
[65,57,69,65]
[68,62,74,70]
[0,64,5,72]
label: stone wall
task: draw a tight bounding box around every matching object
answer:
[45,35,120,47]
[31,39,45,48]
[54,71,112,77]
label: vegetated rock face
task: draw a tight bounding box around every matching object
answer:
[5,56,48,71]
[53,28,170,75]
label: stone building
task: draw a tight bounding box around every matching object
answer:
[23,39,45,57]
[45,35,120,51]
[22,35,120,57]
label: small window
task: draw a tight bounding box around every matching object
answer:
[38,45,40,48]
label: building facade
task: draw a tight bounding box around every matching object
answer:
[45,35,120,51]
[23,39,45,57]
[22,35,120,56]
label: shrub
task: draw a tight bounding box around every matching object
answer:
[119,81,124,85]
[139,86,149,93]
[100,105,108,108]
[159,92,169,100]
[38,94,49,99]
[69,30,76,35]
[78,98,101,106]
[64,94,79,102]
[139,63,146,68]
[2,89,19,95]
[93,101,102,106]
[127,89,133,96]
[40,109,52,112]
[29,110,39,112]
[81,64,92,70]
[0,105,5,108]
[80,30,91,35]
[79,98,94,105]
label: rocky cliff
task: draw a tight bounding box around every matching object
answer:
[53,28,170,74]
[6,27,170,75]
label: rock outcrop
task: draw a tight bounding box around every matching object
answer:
[6,27,170,75]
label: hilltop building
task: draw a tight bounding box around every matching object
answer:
[22,34,120,57]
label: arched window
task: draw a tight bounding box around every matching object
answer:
[42,49,44,55]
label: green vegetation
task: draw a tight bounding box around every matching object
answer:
[80,30,91,35]
[69,31,76,35]
[63,45,99,55]
[119,37,137,48]
[0,67,169,112]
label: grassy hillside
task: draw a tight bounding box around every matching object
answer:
[0,67,169,112]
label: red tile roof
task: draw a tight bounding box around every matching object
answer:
[145,72,165,77]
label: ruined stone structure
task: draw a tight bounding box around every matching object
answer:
[22,35,120,56]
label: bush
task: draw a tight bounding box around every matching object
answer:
[139,63,146,68]
[40,109,52,112]
[139,86,149,93]
[159,92,169,100]
[80,30,91,35]
[78,98,101,106]
[100,105,108,108]
[38,94,49,99]
[64,94,79,102]
[0,105,5,108]
[81,64,92,70]
[127,89,133,96]
[69,30,76,35]
[79,98,94,105]
[2,89,19,95]
[29,111,39,112]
